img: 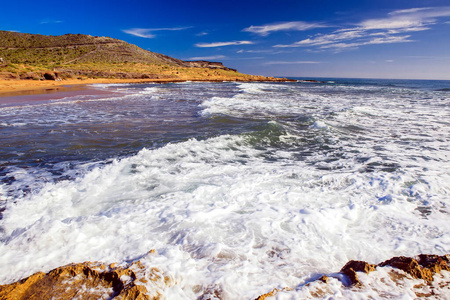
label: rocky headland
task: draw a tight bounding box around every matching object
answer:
[0,31,293,94]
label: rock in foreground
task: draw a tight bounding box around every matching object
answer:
[1,254,449,299]
[0,259,173,300]
[256,254,450,299]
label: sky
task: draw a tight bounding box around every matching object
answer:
[1,0,450,80]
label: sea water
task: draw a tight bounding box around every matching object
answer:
[0,79,449,298]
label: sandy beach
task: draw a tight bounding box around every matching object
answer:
[0,76,290,104]
[0,78,185,97]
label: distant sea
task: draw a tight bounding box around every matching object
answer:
[1,78,449,298]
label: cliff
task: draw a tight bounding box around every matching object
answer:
[183,60,237,72]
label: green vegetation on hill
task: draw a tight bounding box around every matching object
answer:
[1,31,278,81]
[0,31,181,66]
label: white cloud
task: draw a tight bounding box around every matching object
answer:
[360,17,426,30]
[273,6,450,51]
[123,27,191,38]
[319,35,413,50]
[361,6,450,30]
[264,61,321,65]
[188,55,227,60]
[40,19,63,24]
[243,21,326,36]
[237,49,273,53]
[389,8,430,15]
[195,41,254,48]
[274,29,365,48]
[123,28,156,38]
[389,6,450,18]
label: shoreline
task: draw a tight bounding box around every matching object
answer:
[0,254,448,299]
[0,77,295,98]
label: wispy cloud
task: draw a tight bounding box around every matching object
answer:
[318,35,414,50]
[40,19,63,24]
[123,27,191,38]
[188,55,227,60]
[195,41,254,48]
[264,61,321,65]
[275,29,365,48]
[274,6,450,50]
[237,49,275,54]
[243,21,326,36]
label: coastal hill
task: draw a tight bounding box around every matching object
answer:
[0,31,284,82]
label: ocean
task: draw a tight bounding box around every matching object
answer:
[1,78,449,298]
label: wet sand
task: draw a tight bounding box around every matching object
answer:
[0,85,119,107]
[0,78,186,107]
[0,78,182,96]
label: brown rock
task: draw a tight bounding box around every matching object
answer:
[338,254,450,287]
[319,275,329,283]
[0,260,170,300]
[19,72,40,80]
[340,260,376,286]
[0,72,20,80]
[43,72,57,80]
[379,254,450,282]
[255,287,292,300]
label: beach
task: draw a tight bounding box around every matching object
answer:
[1,78,449,299]
[0,75,293,96]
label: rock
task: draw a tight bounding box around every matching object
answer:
[319,275,329,283]
[379,254,450,282]
[43,72,57,80]
[0,72,20,80]
[340,260,376,286]
[338,254,450,286]
[19,72,40,80]
[0,260,172,300]
[183,60,237,72]
[254,254,450,299]
[254,287,292,300]
[255,288,280,300]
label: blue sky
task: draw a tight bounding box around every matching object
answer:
[2,0,450,79]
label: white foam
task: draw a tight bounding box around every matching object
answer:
[1,131,449,297]
[1,81,450,298]
[311,120,328,129]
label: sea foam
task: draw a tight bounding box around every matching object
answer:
[1,80,449,298]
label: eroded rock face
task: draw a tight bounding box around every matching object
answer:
[379,254,450,283]
[0,260,172,300]
[183,60,237,72]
